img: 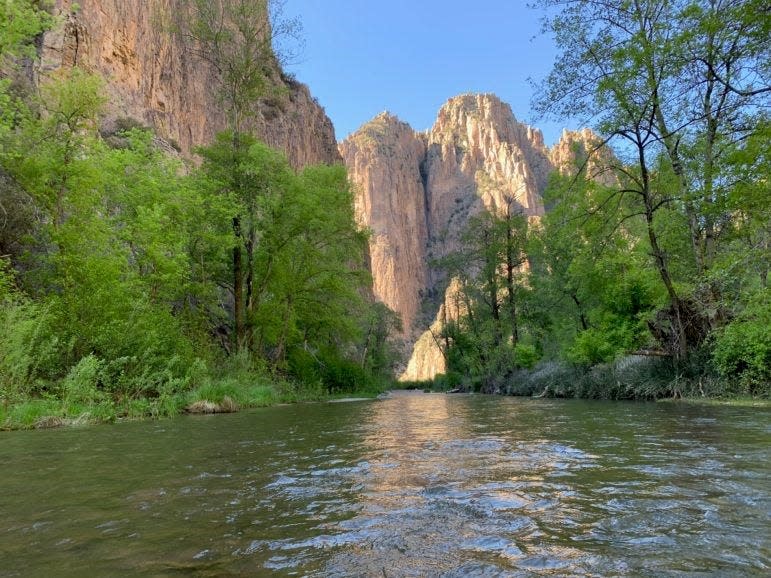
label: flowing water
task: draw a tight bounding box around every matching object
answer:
[1,393,769,577]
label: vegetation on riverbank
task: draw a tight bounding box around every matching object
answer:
[0,2,398,431]
[423,1,769,398]
[0,355,388,431]
[405,354,768,402]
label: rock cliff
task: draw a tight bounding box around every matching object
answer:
[342,94,554,380]
[39,0,339,168]
[339,113,429,339]
[342,94,608,380]
[549,128,618,186]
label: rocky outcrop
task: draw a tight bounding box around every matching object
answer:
[339,113,429,338]
[549,128,618,186]
[341,94,557,380]
[39,0,339,168]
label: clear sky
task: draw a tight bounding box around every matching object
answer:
[280,1,575,146]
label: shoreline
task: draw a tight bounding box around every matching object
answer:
[2,386,767,432]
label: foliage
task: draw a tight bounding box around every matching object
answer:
[712,291,771,392]
[0,1,393,429]
[532,0,770,362]
[0,0,54,61]
[0,259,61,400]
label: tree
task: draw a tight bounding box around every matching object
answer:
[0,0,53,62]
[533,0,770,359]
[165,0,302,348]
[437,206,532,388]
[531,170,662,364]
[0,1,55,261]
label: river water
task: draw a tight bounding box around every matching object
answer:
[1,393,769,577]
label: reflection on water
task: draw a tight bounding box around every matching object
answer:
[0,393,769,577]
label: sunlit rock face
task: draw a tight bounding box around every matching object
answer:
[342,94,564,380]
[339,113,429,342]
[40,0,340,168]
[549,128,618,186]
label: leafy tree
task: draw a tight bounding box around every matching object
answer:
[531,169,662,364]
[196,137,373,375]
[0,0,53,61]
[164,0,302,348]
[438,206,533,388]
[533,0,770,360]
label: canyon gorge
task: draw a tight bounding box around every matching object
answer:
[37,2,602,381]
[342,96,602,379]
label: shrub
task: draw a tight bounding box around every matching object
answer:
[712,294,771,395]
[61,354,106,407]
[0,265,63,398]
[320,354,377,394]
[567,327,628,366]
[514,342,540,369]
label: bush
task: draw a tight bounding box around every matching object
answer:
[514,342,540,369]
[712,294,771,394]
[320,354,377,394]
[0,266,63,399]
[567,328,621,366]
[61,355,106,407]
[288,348,323,388]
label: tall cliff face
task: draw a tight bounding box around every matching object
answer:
[339,113,429,338]
[341,94,556,380]
[40,0,339,168]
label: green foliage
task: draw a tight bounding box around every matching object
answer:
[712,292,771,393]
[1,399,62,430]
[60,355,106,407]
[513,343,539,369]
[0,260,61,399]
[0,5,388,429]
[0,0,54,61]
[319,353,379,394]
[567,328,627,366]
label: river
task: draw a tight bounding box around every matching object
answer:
[1,392,769,576]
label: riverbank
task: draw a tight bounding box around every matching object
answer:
[403,356,769,402]
[0,377,385,431]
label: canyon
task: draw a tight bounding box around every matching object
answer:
[342,95,601,379]
[37,3,602,381]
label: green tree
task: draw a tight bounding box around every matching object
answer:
[0,0,53,61]
[533,0,769,359]
[438,206,533,388]
[166,0,302,348]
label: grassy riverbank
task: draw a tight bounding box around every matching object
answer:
[0,375,386,431]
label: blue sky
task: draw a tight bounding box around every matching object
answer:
[281,1,574,146]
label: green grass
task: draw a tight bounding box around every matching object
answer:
[0,372,388,431]
[0,399,62,429]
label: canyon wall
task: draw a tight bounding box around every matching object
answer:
[342,94,606,380]
[40,0,339,168]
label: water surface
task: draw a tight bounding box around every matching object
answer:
[1,393,769,576]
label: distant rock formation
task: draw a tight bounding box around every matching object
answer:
[39,0,339,168]
[342,94,608,380]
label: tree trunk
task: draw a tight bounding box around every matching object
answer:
[504,216,519,345]
[232,216,244,348]
[637,136,688,360]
